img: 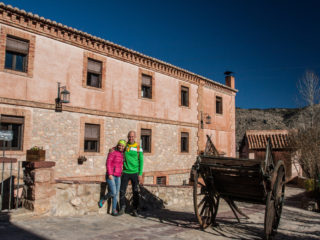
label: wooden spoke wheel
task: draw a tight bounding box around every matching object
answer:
[193,169,220,230]
[264,164,286,240]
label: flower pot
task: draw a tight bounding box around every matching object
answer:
[26,149,46,162]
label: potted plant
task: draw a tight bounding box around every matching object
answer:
[26,146,46,162]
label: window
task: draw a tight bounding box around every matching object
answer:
[84,124,100,152]
[181,132,189,153]
[0,115,24,151]
[141,128,151,153]
[87,58,102,88]
[5,36,29,72]
[216,96,223,114]
[141,74,152,99]
[156,176,166,185]
[181,86,189,107]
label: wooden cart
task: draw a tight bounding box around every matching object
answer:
[191,136,286,240]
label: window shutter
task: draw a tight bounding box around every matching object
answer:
[142,74,152,86]
[87,59,102,74]
[141,129,151,136]
[181,132,189,138]
[181,86,188,92]
[85,124,100,139]
[6,37,29,54]
[0,115,24,124]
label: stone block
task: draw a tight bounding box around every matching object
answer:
[84,184,100,195]
[23,161,56,169]
[33,168,55,183]
[70,197,82,207]
[53,201,76,216]
[76,185,86,195]
[56,183,69,190]
[26,183,56,200]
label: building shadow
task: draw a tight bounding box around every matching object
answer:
[0,176,15,210]
[0,212,47,240]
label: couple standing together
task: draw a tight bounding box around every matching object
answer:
[99,131,143,217]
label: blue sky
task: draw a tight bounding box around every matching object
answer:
[4,0,320,109]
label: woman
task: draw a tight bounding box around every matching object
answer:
[98,140,126,216]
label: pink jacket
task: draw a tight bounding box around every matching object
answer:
[106,150,124,177]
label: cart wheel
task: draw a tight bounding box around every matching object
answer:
[193,169,219,230]
[264,164,285,240]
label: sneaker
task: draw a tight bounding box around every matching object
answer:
[132,209,138,217]
[112,210,119,216]
[118,207,125,216]
[98,199,105,208]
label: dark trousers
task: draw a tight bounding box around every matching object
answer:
[119,173,139,210]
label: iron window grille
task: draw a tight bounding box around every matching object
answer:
[141,128,151,153]
[87,58,102,88]
[5,36,29,72]
[84,123,100,152]
[181,132,189,153]
[0,115,24,151]
[156,176,166,185]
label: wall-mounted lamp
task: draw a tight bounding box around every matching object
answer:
[205,115,211,124]
[200,112,211,129]
[55,82,70,112]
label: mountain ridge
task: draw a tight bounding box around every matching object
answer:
[235,105,316,150]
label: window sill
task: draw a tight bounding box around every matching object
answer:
[82,85,105,92]
[216,113,224,116]
[179,151,190,155]
[2,68,30,78]
[179,105,191,109]
[143,152,154,156]
[139,97,155,102]
[80,151,104,157]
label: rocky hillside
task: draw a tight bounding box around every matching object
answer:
[235,106,318,150]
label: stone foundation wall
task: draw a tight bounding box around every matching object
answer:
[52,182,104,216]
[143,184,193,207]
[50,180,193,217]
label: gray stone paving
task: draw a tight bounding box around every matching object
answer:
[0,186,319,240]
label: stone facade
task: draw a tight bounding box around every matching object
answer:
[168,173,190,185]
[0,105,198,180]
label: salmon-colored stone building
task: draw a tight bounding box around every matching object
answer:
[0,3,237,185]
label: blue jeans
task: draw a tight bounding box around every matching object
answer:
[103,175,121,212]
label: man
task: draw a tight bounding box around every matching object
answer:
[119,130,144,216]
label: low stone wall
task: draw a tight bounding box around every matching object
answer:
[50,178,194,216]
[142,184,193,207]
[52,182,105,216]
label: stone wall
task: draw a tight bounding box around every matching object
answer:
[143,184,193,207]
[50,180,193,217]
[168,173,190,185]
[22,161,56,215]
[2,105,197,184]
